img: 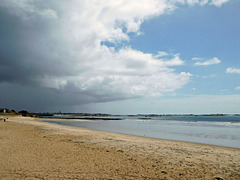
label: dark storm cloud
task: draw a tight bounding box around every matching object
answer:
[0,4,76,86]
[0,83,92,112]
[0,7,52,84]
[0,1,191,112]
[0,5,81,111]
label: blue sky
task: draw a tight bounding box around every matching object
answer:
[95,0,240,114]
[0,0,239,114]
[130,2,240,95]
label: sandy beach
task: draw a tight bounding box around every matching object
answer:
[0,115,239,179]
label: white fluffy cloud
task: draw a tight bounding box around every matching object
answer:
[226,67,240,74]
[0,0,230,109]
[194,57,221,66]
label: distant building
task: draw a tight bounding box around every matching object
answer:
[0,108,10,113]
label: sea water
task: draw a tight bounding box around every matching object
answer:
[42,115,240,148]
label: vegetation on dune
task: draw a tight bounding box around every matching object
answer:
[0,108,35,117]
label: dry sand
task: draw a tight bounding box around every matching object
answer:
[0,115,239,179]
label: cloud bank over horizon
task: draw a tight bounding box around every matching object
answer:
[0,0,238,113]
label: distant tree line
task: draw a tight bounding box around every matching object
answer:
[0,108,36,117]
[0,108,16,114]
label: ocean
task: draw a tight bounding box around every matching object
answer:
[42,115,240,148]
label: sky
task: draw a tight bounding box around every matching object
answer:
[0,0,239,114]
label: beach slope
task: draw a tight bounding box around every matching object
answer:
[0,115,239,179]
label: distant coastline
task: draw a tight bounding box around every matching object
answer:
[37,113,240,117]
[1,108,240,118]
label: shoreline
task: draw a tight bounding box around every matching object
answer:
[1,115,240,179]
[3,115,240,152]
[39,115,240,149]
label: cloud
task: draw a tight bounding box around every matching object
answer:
[155,51,169,58]
[202,74,216,78]
[194,57,221,66]
[210,0,229,7]
[226,67,240,74]
[236,86,240,90]
[155,52,185,66]
[0,0,58,20]
[0,0,230,111]
[175,0,230,6]
[192,57,204,61]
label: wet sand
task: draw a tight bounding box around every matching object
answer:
[0,115,239,179]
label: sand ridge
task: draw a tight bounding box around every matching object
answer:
[0,115,239,179]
